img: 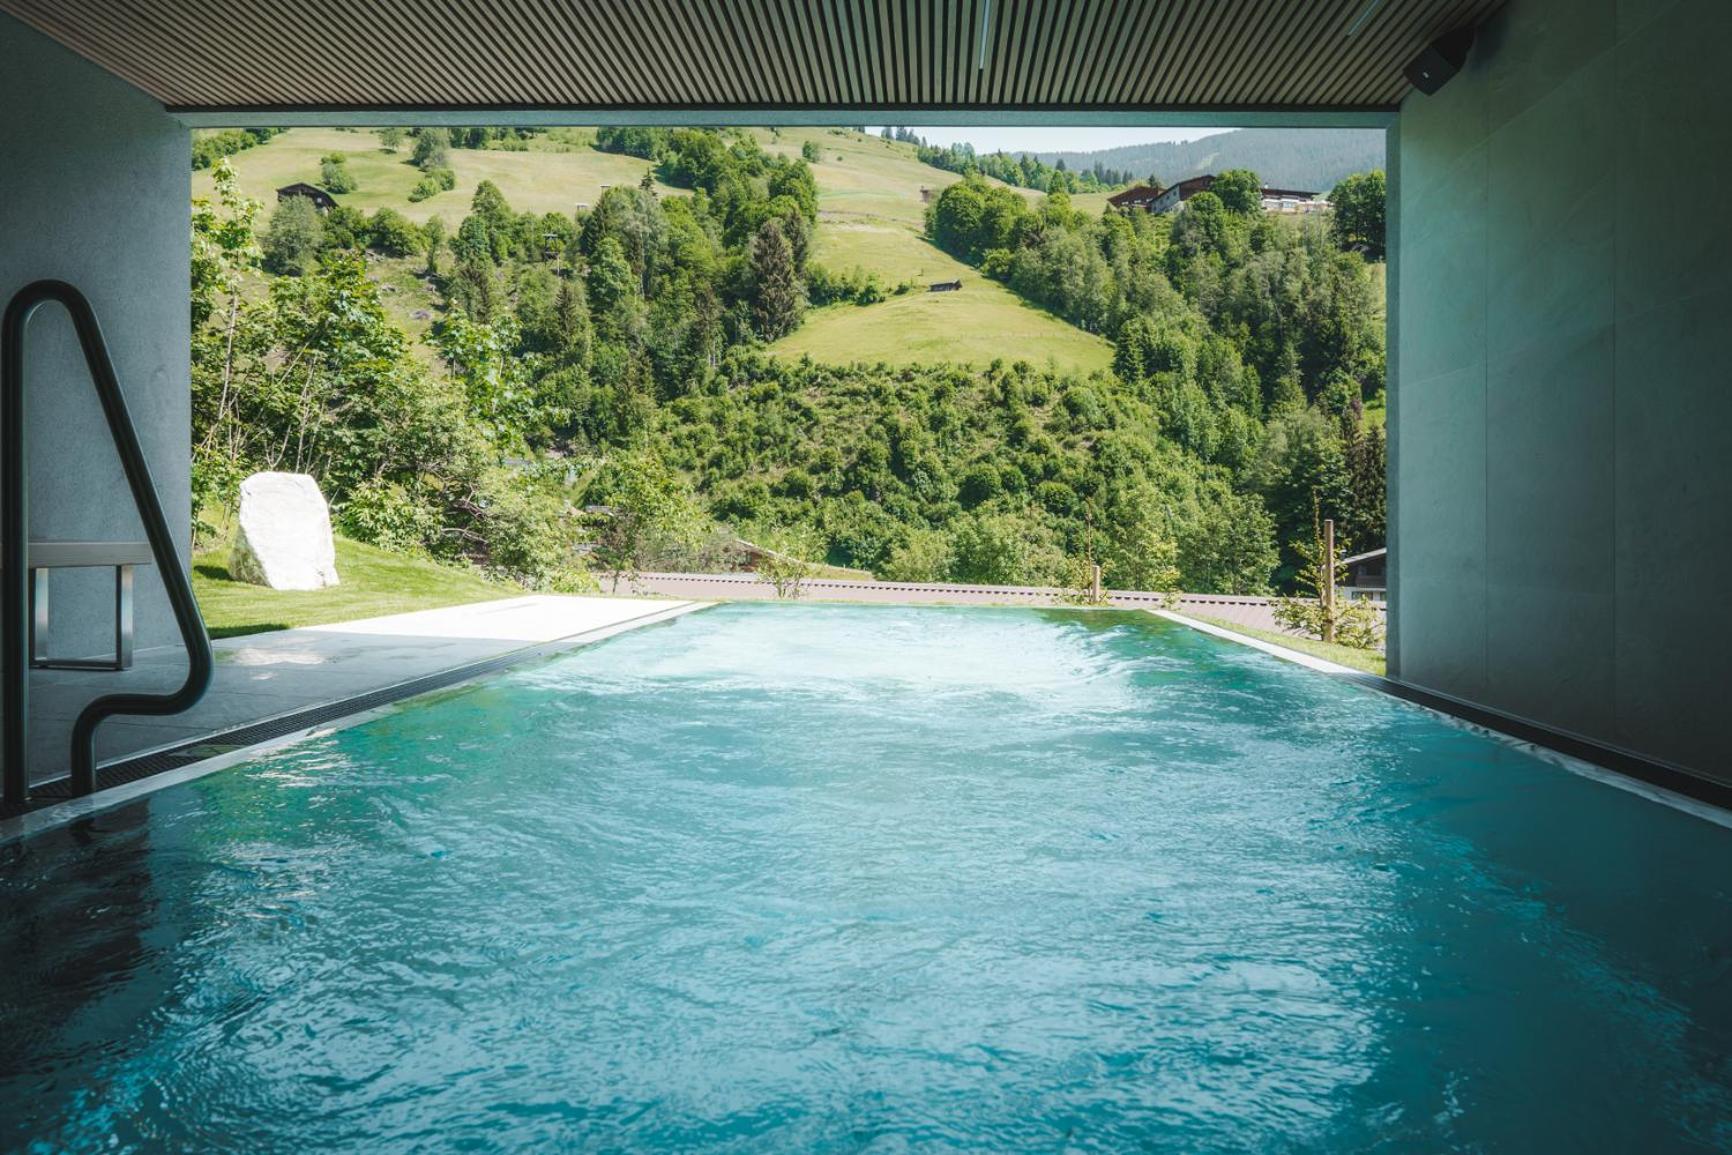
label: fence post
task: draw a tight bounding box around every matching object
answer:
[1322,518,1336,644]
[1090,563,1103,605]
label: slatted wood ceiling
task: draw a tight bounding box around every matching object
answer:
[0,0,1501,113]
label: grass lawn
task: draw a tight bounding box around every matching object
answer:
[1180,613,1387,677]
[192,127,678,224]
[771,286,1114,373]
[193,535,516,639]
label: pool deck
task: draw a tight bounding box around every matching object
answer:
[23,595,705,788]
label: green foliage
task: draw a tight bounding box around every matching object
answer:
[412,127,452,171]
[191,127,281,171]
[200,127,1387,601]
[366,207,422,256]
[408,166,456,202]
[806,264,884,307]
[1210,169,1263,215]
[801,139,822,163]
[890,127,1133,191]
[1270,505,1383,649]
[751,219,805,339]
[1330,170,1386,261]
[261,195,324,274]
[377,126,405,153]
[588,447,706,586]
[320,152,357,193]
[879,527,952,582]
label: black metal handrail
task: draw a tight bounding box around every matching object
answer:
[2,280,214,803]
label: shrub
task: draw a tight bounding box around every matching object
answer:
[338,479,440,554]
[878,527,951,582]
[319,153,357,193]
[408,167,456,202]
[366,207,423,256]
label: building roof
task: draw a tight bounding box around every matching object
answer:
[0,0,1501,119]
[1341,548,1387,566]
[1107,185,1165,207]
[275,182,336,207]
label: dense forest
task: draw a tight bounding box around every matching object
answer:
[191,126,1386,596]
[878,127,1135,193]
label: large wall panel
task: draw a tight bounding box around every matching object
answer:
[1393,0,1731,780]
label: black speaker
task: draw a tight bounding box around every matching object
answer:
[1405,27,1476,95]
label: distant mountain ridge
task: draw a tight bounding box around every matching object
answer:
[1033,128,1385,194]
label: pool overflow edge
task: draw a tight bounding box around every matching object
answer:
[3,599,1724,843]
[0,600,712,843]
[1152,610,1732,826]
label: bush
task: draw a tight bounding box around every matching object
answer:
[367,207,423,256]
[338,478,440,554]
[878,527,951,582]
[320,153,357,193]
[408,167,456,202]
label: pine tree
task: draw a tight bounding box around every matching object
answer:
[750,219,804,340]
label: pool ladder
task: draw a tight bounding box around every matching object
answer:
[1,281,214,805]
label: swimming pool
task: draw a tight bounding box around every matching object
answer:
[2,604,1729,1152]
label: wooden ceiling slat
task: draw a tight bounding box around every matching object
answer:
[1010,0,1048,106]
[1076,0,1122,104]
[805,0,847,107]
[1169,0,1260,111]
[1102,0,1163,106]
[615,1,697,104]
[1140,0,1209,104]
[820,0,860,107]
[31,0,224,106]
[1198,0,1306,107]
[583,1,674,105]
[712,0,775,106]
[985,0,1022,106]
[0,0,1506,113]
[1254,0,1363,107]
[111,0,278,105]
[1322,0,1476,106]
[1253,0,1357,107]
[1307,0,1457,106]
[1121,1,1191,105]
[495,0,597,104]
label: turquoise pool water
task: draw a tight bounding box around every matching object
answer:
[2,604,1730,1152]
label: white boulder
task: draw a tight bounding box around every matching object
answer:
[230,472,340,590]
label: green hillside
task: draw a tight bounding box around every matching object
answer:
[192,127,680,222]
[195,126,1107,372]
[189,123,1388,615]
[749,128,1111,370]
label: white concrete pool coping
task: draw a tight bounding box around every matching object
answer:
[1152,609,1732,830]
[1,596,710,845]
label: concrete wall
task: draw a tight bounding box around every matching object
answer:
[0,14,189,657]
[1391,0,1731,781]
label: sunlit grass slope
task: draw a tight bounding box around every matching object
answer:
[193,535,512,639]
[192,127,679,223]
[198,127,1113,372]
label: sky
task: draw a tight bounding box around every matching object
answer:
[865,126,1227,156]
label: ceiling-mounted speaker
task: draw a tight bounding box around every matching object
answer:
[1404,27,1476,95]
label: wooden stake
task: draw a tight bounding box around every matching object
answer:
[1322,518,1336,644]
[1091,563,1103,604]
